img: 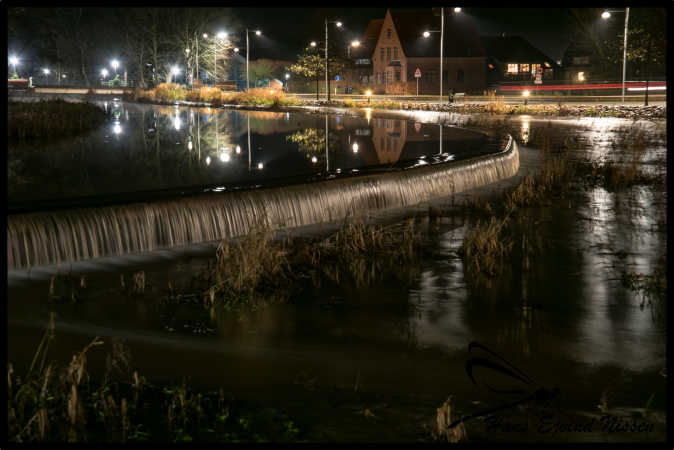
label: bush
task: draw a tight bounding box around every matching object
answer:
[154,83,187,102]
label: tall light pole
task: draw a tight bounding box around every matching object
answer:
[324,19,343,102]
[422,7,461,104]
[111,59,120,76]
[245,29,262,91]
[602,8,630,103]
[214,31,227,85]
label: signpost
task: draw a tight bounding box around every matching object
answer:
[414,67,421,96]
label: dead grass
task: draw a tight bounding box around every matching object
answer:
[8,100,107,142]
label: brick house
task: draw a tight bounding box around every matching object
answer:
[370,9,486,95]
[480,35,559,88]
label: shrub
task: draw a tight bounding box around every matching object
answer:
[154,83,187,102]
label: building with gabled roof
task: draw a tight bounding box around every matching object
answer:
[370,9,487,95]
[480,35,559,87]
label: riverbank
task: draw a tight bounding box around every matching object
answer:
[8,99,107,142]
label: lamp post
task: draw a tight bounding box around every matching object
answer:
[422,7,461,104]
[214,31,227,85]
[111,59,120,76]
[323,19,343,102]
[42,68,50,83]
[171,66,180,84]
[285,73,290,92]
[601,8,630,104]
[9,56,19,77]
[245,28,262,91]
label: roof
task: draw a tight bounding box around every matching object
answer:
[480,36,558,66]
[352,19,384,59]
[388,9,485,58]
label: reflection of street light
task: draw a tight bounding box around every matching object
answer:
[255,30,261,36]
[365,89,372,104]
[310,41,317,47]
[522,90,529,105]
[352,143,359,153]
[601,8,629,103]
[113,123,122,135]
[257,162,264,169]
[206,156,211,165]
[234,47,239,52]
[311,156,318,163]
[235,145,241,154]
[454,7,461,13]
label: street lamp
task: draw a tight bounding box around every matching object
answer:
[310,41,317,47]
[245,28,262,90]
[285,72,290,92]
[9,56,19,77]
[601,8,630,103]
[101,68,109,79]
[171,66,180,83]
[324,18,344,101]
[422,7,461,104]
[111,59,120,76]
[348,40,360,58]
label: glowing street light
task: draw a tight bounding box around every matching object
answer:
[42,68,50,75]
[217,31,227,40]
[101,68,109,78]
[203,33,208,39]
[245,28,263,90]
[171,66,180,83]
[601,8,630,103]
[365,89,372,104]
[335,22,342,28]
[111,59,120,75]
[257,162,264,169]
[352,143,359,153]
[421,7,461,104]
[9,56,19,76]
[351,40,360,47]
[324,18,344,101]
[234,47,239,52]
[310,41,317,47]
[235,145,241,154]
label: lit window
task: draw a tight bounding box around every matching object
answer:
[577,72,585,81]
[507,63,518,74]
[488,63,494,69]
[544,61,551,68]
[520,64,529,73]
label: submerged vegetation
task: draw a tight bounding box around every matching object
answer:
[8,99,107,142]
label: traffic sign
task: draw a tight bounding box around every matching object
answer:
[414,67,422,78]
[335,75,341,81]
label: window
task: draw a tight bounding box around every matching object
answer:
[577,71,585,81]
[387,28,392,39]
[531,64,540,75]
[520,64,530,73]
[544,62,551,68]
[381,47,385,60]
[507,63,518,74]
[377,72,381,84]
[387,47,391,61]
[457,69,464,83]
[393,47,398,59]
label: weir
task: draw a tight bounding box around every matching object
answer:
[8,135,517,270]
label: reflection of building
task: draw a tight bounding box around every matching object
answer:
[370,117,406,164]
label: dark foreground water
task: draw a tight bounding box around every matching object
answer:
[7,108,667,442]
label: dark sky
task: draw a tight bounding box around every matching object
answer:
[230,7,575,62]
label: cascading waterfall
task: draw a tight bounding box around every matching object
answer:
[8,136,517,269]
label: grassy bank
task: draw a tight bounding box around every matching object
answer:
[125,83,303,107]
[8,318,301,443]
[8,99,107,142]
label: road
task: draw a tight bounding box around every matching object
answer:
[288,93,666,106]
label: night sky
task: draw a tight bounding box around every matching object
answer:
[202,8,574,62]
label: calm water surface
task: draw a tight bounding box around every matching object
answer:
[7,108,667,441]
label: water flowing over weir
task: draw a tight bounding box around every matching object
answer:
[8,136,517,269]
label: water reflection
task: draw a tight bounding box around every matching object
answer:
[7,102,496,211]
